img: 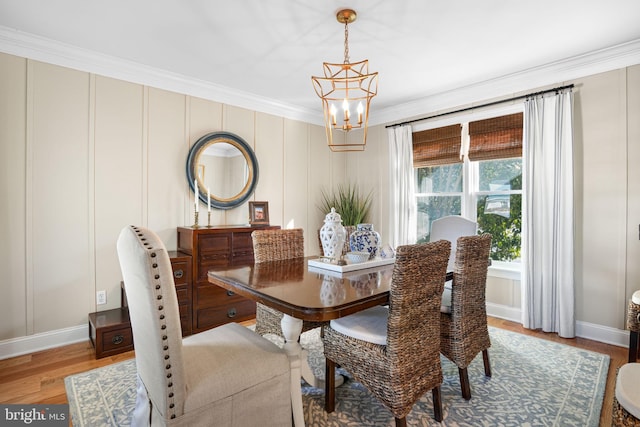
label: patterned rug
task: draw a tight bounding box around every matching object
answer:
[65,327,609,426]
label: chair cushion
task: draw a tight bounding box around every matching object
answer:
[441,287,452,314]
[616,363,640,419]
[181,322,290,412]
[633,290,640,305]
[329,305,388,345]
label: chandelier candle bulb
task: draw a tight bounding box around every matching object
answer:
[207,188,210,212]
[357,102,363,124]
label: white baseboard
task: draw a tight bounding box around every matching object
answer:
[487,302,522,323]
[487,302,630,349]
[576,320,630,348]
[0,325,87,360]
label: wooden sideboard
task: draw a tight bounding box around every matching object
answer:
[177,225,279,333]
[168,250,193,337]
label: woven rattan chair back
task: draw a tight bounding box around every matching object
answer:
[252,228,304,262]
[440,233,492,400]
[251,228,325,337]
[323,240,451,426]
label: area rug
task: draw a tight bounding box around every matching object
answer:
[65,327,609,426]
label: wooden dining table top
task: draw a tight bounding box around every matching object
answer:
[207,257,397,322]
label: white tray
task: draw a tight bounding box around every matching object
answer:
[308,256,395,273]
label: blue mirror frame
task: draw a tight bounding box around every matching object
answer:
[186,131,259,210]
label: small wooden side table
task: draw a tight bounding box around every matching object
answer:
[88,307,133,359]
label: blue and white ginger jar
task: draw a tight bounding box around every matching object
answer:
[349,223,381,259]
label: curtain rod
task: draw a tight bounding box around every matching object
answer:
[385,84,575,129]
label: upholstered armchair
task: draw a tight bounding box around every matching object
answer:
[323,240,451,426]
[252,228,325,337]
[440,233,493,400]
[117,225,292,427]
[430,215,478,272]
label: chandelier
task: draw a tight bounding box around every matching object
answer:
[311,9,378,152]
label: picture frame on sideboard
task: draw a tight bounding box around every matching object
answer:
[249,201,270,226]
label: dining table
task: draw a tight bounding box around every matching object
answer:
[208,256,399,427]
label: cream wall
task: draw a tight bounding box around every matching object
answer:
[628,65,640,323]
[1,50,639,351]
[0,52,347,343]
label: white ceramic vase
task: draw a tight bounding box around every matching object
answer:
[319,207,347,260]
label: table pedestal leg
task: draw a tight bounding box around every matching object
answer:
[281,315,304,427]
[281,315,345,388]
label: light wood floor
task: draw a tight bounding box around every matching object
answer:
[0,317,630,426]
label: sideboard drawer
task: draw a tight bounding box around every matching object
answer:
[171,261,191,285]
[88,308,134,359]
[175,286,189,303]
[169,252,193,336]
[195,299,256,331]
[101,326,134,353]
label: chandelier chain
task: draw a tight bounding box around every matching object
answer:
[343,21,350,64]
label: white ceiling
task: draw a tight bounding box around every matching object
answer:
[1,0,640,126]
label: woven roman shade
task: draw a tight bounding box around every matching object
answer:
[412,124,462,167]
[468,113,523,161]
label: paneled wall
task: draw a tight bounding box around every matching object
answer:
[1,49,638,347]
[0,52,364,341]
[627,66,640,315]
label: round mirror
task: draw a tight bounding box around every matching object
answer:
[186,132,259,210]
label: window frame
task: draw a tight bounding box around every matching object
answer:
[412,104,524,278]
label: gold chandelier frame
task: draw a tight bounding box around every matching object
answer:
[311,9,378,152]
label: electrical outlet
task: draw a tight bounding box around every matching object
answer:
[96,290,107,305]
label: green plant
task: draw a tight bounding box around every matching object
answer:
[318,183,373,226]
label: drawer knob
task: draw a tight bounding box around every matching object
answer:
[173,269,184,279]
[226,290,235,296]
[112,334,124,345]
[227,308,237,318]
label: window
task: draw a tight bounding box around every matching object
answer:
[414,113,523,262]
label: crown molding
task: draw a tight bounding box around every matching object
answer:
[372,38,640,127]
[1,25,639,129]
[0,26,323,126]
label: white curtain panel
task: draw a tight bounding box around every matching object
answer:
[522,90,575,338]
[387,125,417,248]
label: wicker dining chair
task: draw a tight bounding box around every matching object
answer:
[252,228,325,337]
[323,240,451,426]
[440,233,493,400]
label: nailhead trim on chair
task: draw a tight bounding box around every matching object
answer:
[130,226,178,420]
